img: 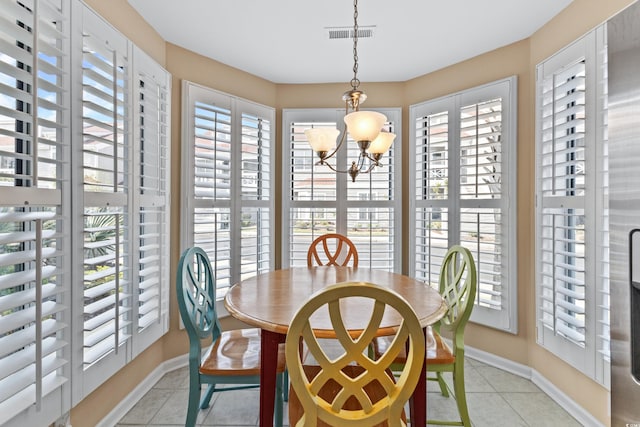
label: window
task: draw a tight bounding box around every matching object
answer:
[0,1,171,425]
[535,25,609,386]
[181,81,274,298]
[410,77,518,332]
[0,1,72,425]
[282,108,401,271]
[72,1,171,406]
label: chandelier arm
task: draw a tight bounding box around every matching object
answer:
[360,161,379,175]
[319,160,351,175]
[363,152,383,166]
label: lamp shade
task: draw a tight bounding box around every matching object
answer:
[343,111,387,142]
[368,131,396,154]
[304,128,340,152]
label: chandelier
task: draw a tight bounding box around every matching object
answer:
[304,0,396,182]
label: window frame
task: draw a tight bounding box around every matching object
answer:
[409,76,518,333]
[180,80,276,300]
[281,108,402,272]
[534,25,609,387]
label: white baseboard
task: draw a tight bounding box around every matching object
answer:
[465,345,605,427]
[96,354,189,427]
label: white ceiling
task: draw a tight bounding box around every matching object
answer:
[127,0,574,84]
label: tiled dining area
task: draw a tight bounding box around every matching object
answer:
[116,356,581,427]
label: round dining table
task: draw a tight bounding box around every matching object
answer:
[224,266,447,426]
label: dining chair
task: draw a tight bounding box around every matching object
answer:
[176,247,286,427]
[372,245,477,426]
[307,233,359,267]
[285,281,426,427]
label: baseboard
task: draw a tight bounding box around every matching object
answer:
[96,354,189,427]
[465,344,605,427]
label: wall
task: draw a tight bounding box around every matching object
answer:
[69,0,637,426]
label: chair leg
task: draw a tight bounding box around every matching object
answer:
[200,383,216,409]
[283,369,289,402]
[186,380,201,427]
[452,363,471,427]
[274,372,284,427]
[436,372,449,397]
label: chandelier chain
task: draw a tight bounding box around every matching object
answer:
[351,0,359,91]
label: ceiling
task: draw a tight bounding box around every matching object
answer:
[127,0,574,84]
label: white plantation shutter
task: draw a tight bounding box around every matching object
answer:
[535,26,609,385]
[78,6,132,388]
[182,82,274,298]
[538,59,587,346]
[413,108,450,286]
[459,99,505,312]
[132,46,170,352]
[410,77,517,332]
[0,0,72,425]
[282,109,401,271]
[240,110,272,279]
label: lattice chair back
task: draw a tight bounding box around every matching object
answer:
[307,233,359,267]
[286,282,425,427]
[437,245,477,344]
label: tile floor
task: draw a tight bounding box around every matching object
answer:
[116,356,582,427]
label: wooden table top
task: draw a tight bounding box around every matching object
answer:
[224,267,448,338]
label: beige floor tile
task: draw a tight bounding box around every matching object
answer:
[466,392,528,427]
[475,365,541,393]
[502,392,582,427]
[119,388,174,425]
[201,389,260,426]
[153,366,190,390]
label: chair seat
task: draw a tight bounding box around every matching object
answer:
[200,328,286,376]
[372,326,456,365]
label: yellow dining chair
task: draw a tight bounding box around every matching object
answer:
[176,247,286,427]
[285,282,426,427]
[372,245,477,426]
[307,233,359,267]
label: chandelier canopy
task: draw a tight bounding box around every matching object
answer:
[304,0,395,182]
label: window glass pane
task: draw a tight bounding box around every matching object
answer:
[241,114,270,201]
[346,207,394,270]
[460,99,502,199]
[193,207,231,298]
[414,111,449,200]
[414,207,449,287]
[82,207,130,366]
[288,207,337,267]
[289,121,337,202]
[193,102,231,200]
[539,208,586,346]
[240,207,271,279]
[460,208,502,310]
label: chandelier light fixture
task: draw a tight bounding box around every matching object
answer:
[304,0,396,182]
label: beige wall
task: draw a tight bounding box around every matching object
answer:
[69,0,637,425]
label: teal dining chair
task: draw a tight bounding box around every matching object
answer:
[176,246,285,427]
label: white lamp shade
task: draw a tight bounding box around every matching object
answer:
[343,111,387,142]
[304,128,340,152]
[368,131,396,154]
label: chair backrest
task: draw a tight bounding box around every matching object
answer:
[437,245,477,349]
[286,282,425,427]
[176,247,222,358]
[307,233,359,267]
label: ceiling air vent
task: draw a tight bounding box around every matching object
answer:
[326,26,375,40]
